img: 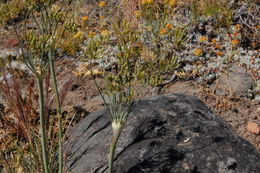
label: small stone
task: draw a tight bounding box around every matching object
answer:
[184,138,190,143]
[182,162,190,170]
[247,121,260,134]
[212,63,256,96]
[0,47,21,59]
[7,37,19,47]
[255,95,260,101]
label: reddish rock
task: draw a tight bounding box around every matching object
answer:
[7,37,19,47]
[247,121,260,134]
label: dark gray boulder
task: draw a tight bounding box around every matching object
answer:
[64,94,260,173]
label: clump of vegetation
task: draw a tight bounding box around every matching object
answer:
[190,0,233,27]
[0,68,41,172]
[0,0,79,172]
[0,0,58,26]
[0,0,25,25]
[79,2,181,170]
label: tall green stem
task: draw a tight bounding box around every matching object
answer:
[109,122,124,173]
[37,78,49,173]
[49,51,63,173]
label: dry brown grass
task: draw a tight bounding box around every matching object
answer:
[0,65,73,171]
[0,69,39,144]
[119,0,140,23]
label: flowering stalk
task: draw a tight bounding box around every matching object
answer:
[108,122,124,173]
[48,48,63,173]
[37,77,49,173]
[92,76,134,173]
[104,92,134,173]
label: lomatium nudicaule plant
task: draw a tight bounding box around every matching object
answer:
[82,14,179,172]
[13,0,77,172]
[19,4,61,173]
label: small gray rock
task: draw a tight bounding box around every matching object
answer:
[212,63,256,96]
[64,94,260,173]
[0,47,21,59]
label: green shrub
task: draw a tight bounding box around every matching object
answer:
[190,0,233,27]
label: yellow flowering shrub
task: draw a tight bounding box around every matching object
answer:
[98,1,106,7]
[73,31,84,39]
[168,0,177,6]
[159,28,168,35]
[165,23,173,30]
[73,65,103,77]
[101,29,109,37]
[81,16,88,22]
[198,36,207,42]
[134,10,142,18]
[235,24,241,32]
[215,50,224,56]
[211,38,217,43]
[193,48,203,56]
[141,0,154,5]
[88,31,96,38]
[231,39,239,45]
